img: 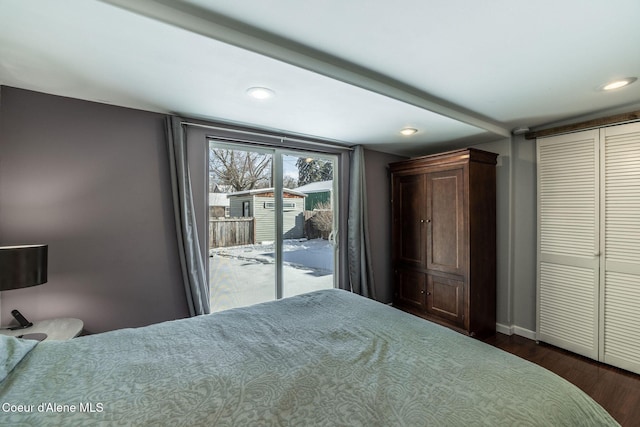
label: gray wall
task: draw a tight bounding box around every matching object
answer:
[0,87,189,333]
[474,137,537,335]
[510,136,537,333]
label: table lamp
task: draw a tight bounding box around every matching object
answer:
[0,245,48,330]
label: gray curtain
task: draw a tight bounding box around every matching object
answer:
[347,145,376,299]
[166,116,210,316]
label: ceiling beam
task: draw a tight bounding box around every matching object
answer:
[99,0,511,138]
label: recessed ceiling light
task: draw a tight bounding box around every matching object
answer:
[601,77,637,91]
[246,87,275,100]
[400,128,418,136]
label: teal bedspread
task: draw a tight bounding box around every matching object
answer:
[0,289,618,426]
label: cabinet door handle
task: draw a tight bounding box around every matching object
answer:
[426,292,431,295]
[420,219,425,223]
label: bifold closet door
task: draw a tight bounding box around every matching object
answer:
[600,122,640,374]
[537,130,600,359]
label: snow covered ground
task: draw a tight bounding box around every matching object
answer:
[209,239,334,312]
[210,238,334,271]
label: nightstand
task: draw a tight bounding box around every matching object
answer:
[0,318,83,341]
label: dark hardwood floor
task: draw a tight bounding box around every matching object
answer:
[483,333,640,427]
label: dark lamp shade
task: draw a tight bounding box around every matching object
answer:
[0,245,48,291]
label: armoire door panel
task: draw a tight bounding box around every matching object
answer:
[393,174,425,266]
[394,269,426,310]
[426,275,464,325]
[426,169,464,274]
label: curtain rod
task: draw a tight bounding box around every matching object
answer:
[524,110,640,140]
[181,121,354,152]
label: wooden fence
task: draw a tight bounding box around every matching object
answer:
[209,217,255,249]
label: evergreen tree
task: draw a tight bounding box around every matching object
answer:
[296,158,333,186]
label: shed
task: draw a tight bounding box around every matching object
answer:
[294,180,333,210]
[227,188,306,243]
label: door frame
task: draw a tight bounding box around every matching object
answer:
[207,139,342,302]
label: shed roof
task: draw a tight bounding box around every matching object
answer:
[209,193,230,207]
[294,180,333,193]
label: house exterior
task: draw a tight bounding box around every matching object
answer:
[208,192,230,218]
[227,188,306,242]
[294,180,333,210]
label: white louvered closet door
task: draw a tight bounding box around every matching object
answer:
[601,122,640,374]
[537,130,600,359]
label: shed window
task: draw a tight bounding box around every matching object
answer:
[264,201,296,210]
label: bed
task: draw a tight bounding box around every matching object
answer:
[0,289,618,426]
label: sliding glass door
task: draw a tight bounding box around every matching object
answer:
[208,141,337,312]
[281,153,336,298]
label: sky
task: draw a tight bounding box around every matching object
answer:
[283,154,299,180]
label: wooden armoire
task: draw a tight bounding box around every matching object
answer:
[390,148,497,337]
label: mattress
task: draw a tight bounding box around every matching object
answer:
[0,289,619,426]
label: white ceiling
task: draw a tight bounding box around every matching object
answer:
[1,0,639,156]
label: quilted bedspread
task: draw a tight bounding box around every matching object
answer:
[0,289,618,426]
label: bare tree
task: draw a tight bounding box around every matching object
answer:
[209,148,272,192]
[283,175,298,190]
[310,201,333,239]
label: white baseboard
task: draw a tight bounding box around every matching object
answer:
[496,323,536,341]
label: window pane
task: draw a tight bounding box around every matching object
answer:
[282,153,335,298]
[208,144,275,312]
[208,144,337,312]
